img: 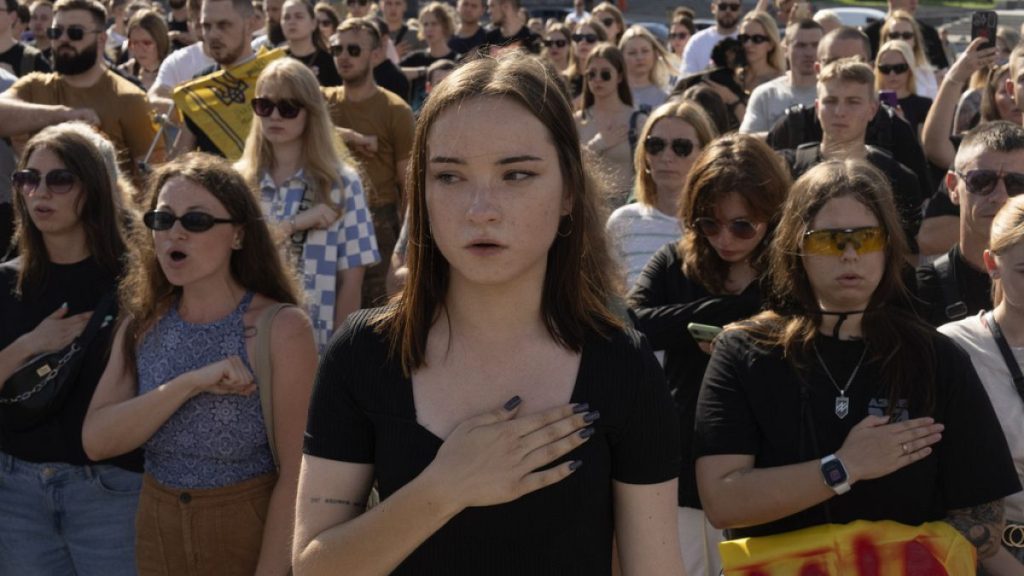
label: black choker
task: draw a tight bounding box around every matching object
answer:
[816,309,867,339]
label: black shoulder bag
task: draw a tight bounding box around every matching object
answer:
[984,310,1024,401]
[0,292,117,431]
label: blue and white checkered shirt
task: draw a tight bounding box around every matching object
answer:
[259,165,380,351]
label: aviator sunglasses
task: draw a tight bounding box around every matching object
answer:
[330,43,362,57]
[46,24,100,40]
[738,33,769,45]
[803,226,886,256]
[692,217,760,240]
[251,97,304,119]
[717,2,741,11]
[12,168,76,195]
[645,136,694,158]
[877,62,909,75]
[886,31,914,41]
[143,211,240,233]
[955,169,1024,197]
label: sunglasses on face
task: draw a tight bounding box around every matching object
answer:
[572,33,597,43]
[877,62,909,75]
[250,97,304,119]
[330,43,362,57]
[692,217,760,240]
[668,32,689,40]
[955,169,1024,197]
[645,136,694,157]
[717,2,741,11]
[11,168,76,195]
[317,19,333,27]
[587,69,612,82]
[600,17,615,28]
[143,210,239,232]
[346,0,368,5]
[738,33,769,45]
[886,31,914,41]
[803,226,886,256]
[46,24,99,40]
[543,38,568,48]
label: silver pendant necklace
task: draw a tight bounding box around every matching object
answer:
[812,343,867,419]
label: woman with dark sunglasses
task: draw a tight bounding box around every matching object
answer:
[0,125,140,575]
[736,11,783,95]
[314,2,340,46]
[282,0,342,87]
[590,1,623,45]
[606,100,717,289]
[564,18,607,100]
[628,134,791,576]
[82,152,318,576]
[694,160,1020,574]
[237,57,379,352]
[540,22,572,76]
[879,10,937,99]
[875,40,932,138]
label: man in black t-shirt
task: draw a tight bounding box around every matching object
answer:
[483,0,532,51]
[915,121,1024,326]
[166,0,196,50]
[448,0,485,55]
[0,0,50,76]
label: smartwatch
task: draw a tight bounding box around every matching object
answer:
[820,454,851,495]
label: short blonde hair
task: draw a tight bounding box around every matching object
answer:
[989,195,1024,305]
[875,40,917,94]
[819,57,877,100]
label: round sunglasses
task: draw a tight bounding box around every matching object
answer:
[12,169,76,195]
[691,217,760,240]
[251,97,304,119]
[143,210,240,232]
[645,136,694,158]
[803,226,886,256]
[738,33,769,45]
[955,169,1024,197]
[586,69,613,82]
[877,63,909,75]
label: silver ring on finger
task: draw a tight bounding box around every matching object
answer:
[901,442,910,455]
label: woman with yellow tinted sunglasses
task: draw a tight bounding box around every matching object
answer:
[694,159,1020,572]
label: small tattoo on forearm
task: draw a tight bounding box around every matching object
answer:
[309,496,367,509]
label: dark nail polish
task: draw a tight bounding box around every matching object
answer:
[572,402,590,414]
[579,427,595,439]
[503,395,522,411]
[584,410,600,423]
[569,460,583,471]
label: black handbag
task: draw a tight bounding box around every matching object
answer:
[0,293,116,431]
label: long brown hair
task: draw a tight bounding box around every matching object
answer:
[120,153,300,372]
[581,42,632,110]
[13,125,127,296]
[377,53,622,374]
[679,134,790,294]
[742,160,935,414]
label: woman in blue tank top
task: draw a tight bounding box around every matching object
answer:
[83,153,318,576]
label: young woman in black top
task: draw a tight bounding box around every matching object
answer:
[628,133,790,576]
[0,125,141,573]
[293,54,683,575]
[282,0,342,87]
[695,160,1021,572]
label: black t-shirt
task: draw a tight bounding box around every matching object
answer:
[627,242,763,508]
[288,48,342,87]
[400,49,457,111]
[484,24,534,50]
[695,328,1019,538]
[864,19,949,69]
[448,28,486,55]
[898,94,932,136]
[304,308,680,575]
[373,60,410,103]
[0,42,51,76]
[915,243,991,327]
[0,257,142,471]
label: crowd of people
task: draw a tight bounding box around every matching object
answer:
[1,0,1024,574]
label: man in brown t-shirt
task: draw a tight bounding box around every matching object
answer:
[324,17,414,306]
[4,0,162,186]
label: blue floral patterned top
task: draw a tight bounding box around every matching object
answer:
[136,292,275,489]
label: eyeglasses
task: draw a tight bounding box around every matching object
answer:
[11,169,76,195]
[645,136,694,158]
[668,32,689,40]
[692,217,760,240]
[886,31,914,41]
[600,17,615,28]
[954,169,1024,197]
[330,43,362,57]
[586,69,612,82]
[738,33,769,45]
[345,0,368,5]
[717,2,741,11]
[803,226,886,256]
[877,62,909,75]
[250,97,304,119]
[143,210,240,232]
[543,38,568,48]
[572,33,597,44]
[46,24,101,40]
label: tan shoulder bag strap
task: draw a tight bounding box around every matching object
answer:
[255,303,292,468]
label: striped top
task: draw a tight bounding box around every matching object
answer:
[606,202,682,290]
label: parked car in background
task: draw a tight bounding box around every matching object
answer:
[830,7,887,28]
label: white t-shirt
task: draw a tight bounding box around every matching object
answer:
[680,27,736,76]
[914,66,938,100]
[606,202,682,289]
[739,75,817,134]
[152,42,215,93]
[939,313,1024,521]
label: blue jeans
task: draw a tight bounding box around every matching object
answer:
[0,451,141,576]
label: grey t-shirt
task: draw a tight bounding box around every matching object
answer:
[739,75,817,134]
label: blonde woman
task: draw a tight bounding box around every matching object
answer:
[542,22,573,74]
[880,10,937,98]
[565,17,608,99]
[400,1,457,112]
[606,101,717,288]
[591,1,624,44]
[619,25,675,111]
[236,58,380,352]
[876,40,932,137]
[737,11,783,94]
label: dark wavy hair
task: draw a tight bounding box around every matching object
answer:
[376,53,622,374]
